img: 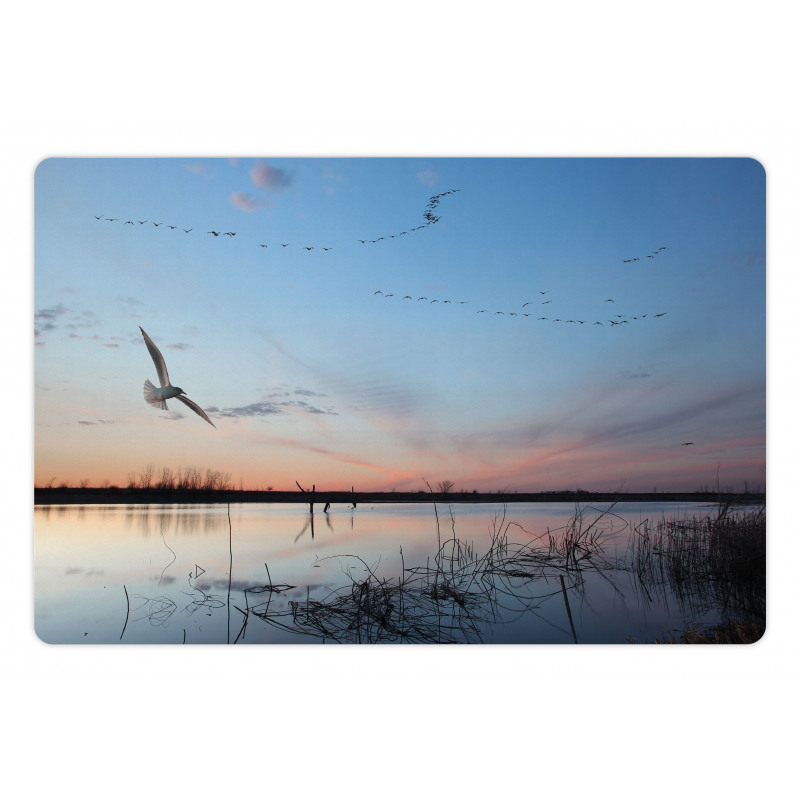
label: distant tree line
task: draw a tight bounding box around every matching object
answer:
[37,466,235,492]
[127,464,233,491]
[36,471,764,497]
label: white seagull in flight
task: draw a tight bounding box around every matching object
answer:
[139,326,215,427]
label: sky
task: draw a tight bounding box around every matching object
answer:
[34,157,766,493]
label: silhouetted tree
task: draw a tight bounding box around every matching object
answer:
[139,463,154,489]
[156,466,175,490]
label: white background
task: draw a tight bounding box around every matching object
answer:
[4,2,794,798]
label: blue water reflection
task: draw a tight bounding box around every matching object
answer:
[34,501,759,644]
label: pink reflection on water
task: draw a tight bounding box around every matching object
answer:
[34,501,720,644]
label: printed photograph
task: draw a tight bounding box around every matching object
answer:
[34,157,766,644]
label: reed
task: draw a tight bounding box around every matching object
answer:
[627,504,765,641]
[245,503,616,643]
[544,502,623,570]
[655,619,765,644]
[236,501,764,644]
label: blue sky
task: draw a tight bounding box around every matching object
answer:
[34,157,765,492]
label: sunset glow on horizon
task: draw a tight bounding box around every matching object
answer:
[34,157,766,494]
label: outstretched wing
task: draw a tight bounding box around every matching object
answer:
[139,327,170,388]
[175,394,216,428]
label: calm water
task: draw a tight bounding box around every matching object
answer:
[34,501,738,644]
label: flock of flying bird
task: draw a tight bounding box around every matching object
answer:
[93,189,463,429]
[372,275,669,328]
[91,190,685,440]
[621,246,669,262]
[91,189,461,253]
[356,189,459,243]
[93,215,337,252]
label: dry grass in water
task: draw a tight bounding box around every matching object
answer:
[626,505,765,642]
[233,502,765,644]
[243,503,623,643]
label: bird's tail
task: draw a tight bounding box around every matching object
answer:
[143,379,168,410]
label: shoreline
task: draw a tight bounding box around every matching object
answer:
[33,488,766,506]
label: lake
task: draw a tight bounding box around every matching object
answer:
[34,500,761,644]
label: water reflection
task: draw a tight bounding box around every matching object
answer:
[122,504,231,538]
[33,501,764,644]
[619,509,766,641]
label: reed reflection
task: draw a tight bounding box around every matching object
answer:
[35,501,765,644]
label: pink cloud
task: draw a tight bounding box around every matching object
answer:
[184,162,211,177]
[249,160,291,190]
[230,191,261,212]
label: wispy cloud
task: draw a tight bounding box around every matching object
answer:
[205,384,337,420]
[250,160,291,190]
[35,302,70,338]
[261,333,423,431]
[401,378,766,491]
[159,411,186,422]
[584,382,764,445]
[416,170,438,187]
[210,397,338,419]
[35,303,67,324]
[77,419,116,426]
[65,310,100,332]
[263,435,337,456]
[723,246,766,274]
[165,342,192,351]
[87,334,126,349]
[294,401,335,415]
[322,166,345,184]
[260,435,402,479]
[118,295,144,320]
[230,191,263,212]
[209,401,284,418]
[35,322,57,338]
[339,377,419,418]
[184,162,212,178]
[322,166,345,195]
[623,371,652,379]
